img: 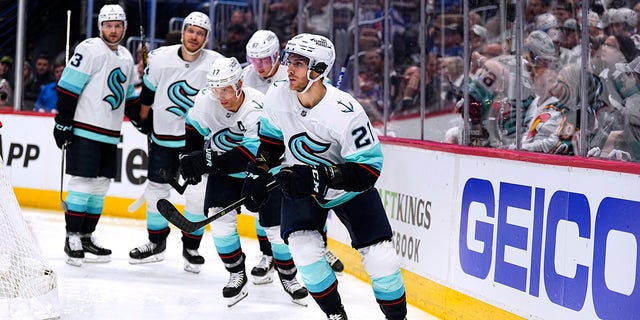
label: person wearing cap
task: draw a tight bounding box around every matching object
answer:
[54,3,139,266]
[0,55,13,98]
[127,11,224,272]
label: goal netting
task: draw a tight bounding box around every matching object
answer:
[0,156,59,319]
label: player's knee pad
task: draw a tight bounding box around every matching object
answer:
[184,175,207,214]
[90,177,110,195]
[67,176,95,194]
[144,181,171,213]
[287,230,325,266]
[359,240,400,278]
[209,207,238,238]
[264,226,284,245]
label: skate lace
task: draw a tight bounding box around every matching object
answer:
[281,278,304,293]
[68,235,83,251]
[255,255,273,270]
[136,242,157,253]
[325,250,339,265]
[185,249,200,257]
[328,314,345,320]
[86,236,108,249]
[227,271,245,288]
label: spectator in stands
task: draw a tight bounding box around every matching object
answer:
[164,30,182,46]
[392,53,442,115]
[0,56,13,92]
[26,54,54,102]
[357,49,385,122]
[22,61,36,110]
[230,8,257,37]
[525,0,550,32]
[34,60,64,113]
[265,0,298,46]
[218,23,249,64]
[302,0,331,37]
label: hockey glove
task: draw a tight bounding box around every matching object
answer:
[53,119,73,149]
[275,165,329,199]
[179,148,217,183]
[241,161,272,212]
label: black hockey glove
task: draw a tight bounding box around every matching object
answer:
[53,118,73,149]
[179,148,217,183]
[241,161,272,212]
[275,164,329,199]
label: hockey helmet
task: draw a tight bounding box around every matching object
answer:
[283,33,335,79]
[182,12,211,36]
[98,4,127,30]
[207,57,243,98]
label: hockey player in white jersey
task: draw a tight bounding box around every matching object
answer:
[54,4,138,266]
[240,33,407,320]
[242,29,344,282]
[127,11,223,273]
[178,57,309,307]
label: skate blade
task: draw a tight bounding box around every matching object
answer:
[84,253,111,263]
[252,273,274,285]
[128,253,165,265]
[291,297,308,307]
[183,261,202,274]
[226,290,248,307]
[65,257,83,267]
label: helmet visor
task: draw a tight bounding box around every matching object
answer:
[210,86,237,100]
[248,56,276,69]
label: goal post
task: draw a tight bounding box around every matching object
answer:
[0,155,60,319]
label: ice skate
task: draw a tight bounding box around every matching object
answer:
[327,305,348,319]
[81,234,111,263]
[250,254,274,284]
[223,270,248,307]
[279,276,309,306]
[128,240,166,264]
[325,249,344,273]
[64,233,84,267]
[183,248,205,273]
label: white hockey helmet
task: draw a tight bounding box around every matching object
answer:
[207,57,243,97]
[246,30,280,59]
[284,33,335,79]
[182,11,211,36]
[525,30,557,61]
[98,4,127,30]
[535,13,559,31]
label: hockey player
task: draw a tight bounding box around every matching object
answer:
[126,11,223,273]
[240,33,407,320]
[54,4,138,266]
[178,57,308,306]
[242,29,344,283]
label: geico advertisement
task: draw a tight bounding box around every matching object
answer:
[0,113,183,204]
[378,143,639,319]
[456,158,640,318]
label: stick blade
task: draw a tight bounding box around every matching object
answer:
[156,199,198,233]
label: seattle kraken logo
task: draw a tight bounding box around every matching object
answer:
[212,128,243,152]
[166,80,199,117]
[103,68,127,110]
[289,133,332,166]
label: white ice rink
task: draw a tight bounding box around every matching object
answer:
[20,208,437,320]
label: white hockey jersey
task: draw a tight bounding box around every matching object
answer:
[241,64,288,94]
[57,37,137,145]
[143,45,224,148]
[260,80,384,207]
[186,87,265,178]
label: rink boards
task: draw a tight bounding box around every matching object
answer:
[2,112,639,320]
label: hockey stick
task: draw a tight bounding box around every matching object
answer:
[60,143,68,212]
[159,168,189,194]
[60,10,72,212]
[127,194,145,212]
[335,54,351,89]
[138,0,148,68]
[156,180,278,233]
